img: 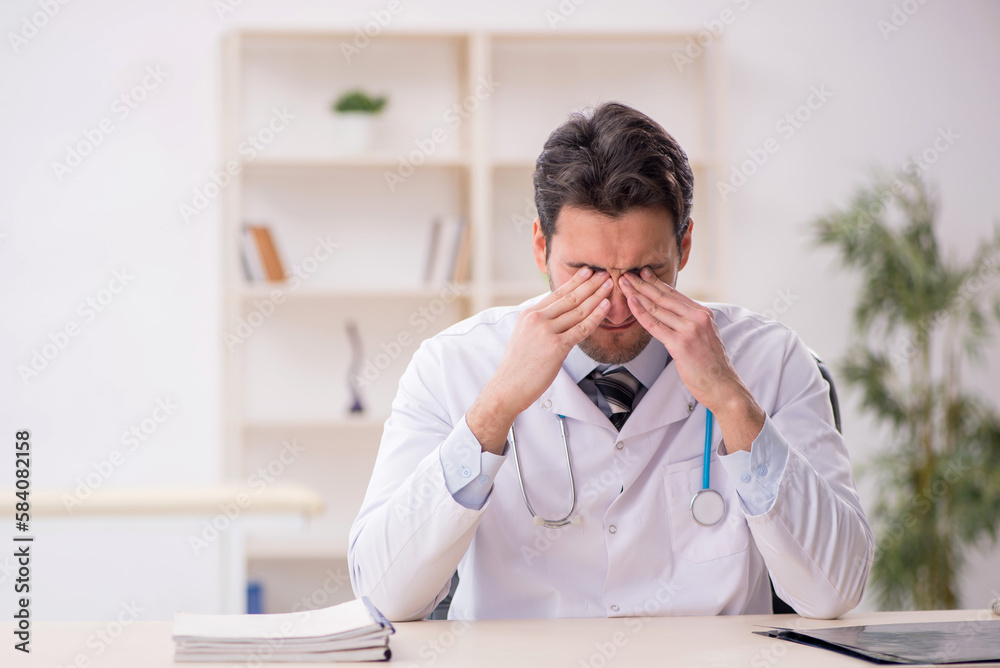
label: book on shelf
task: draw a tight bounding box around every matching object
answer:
[172,596,394,663]
[423,215,470,286]
[241,224,287,283]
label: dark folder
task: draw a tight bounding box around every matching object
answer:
[754,620,1000,664]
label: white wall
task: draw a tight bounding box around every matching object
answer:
[2,0,998,619]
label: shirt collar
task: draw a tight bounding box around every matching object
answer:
[563,336,671,389]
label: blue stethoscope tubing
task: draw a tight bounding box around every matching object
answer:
[703,409,713,489]
[509,408,726,529]
[690,408,727,526]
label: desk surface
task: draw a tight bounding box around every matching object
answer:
[3,609,998,667]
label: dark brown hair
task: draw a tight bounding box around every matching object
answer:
[533,102,694,255]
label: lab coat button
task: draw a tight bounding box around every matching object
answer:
[615,441,624,450]
[542,398,552,409]
[478,474,489,484]
[757,465,768,477]
[687,402,694,413]
[462,467,471,478]
[608,525,617,534]
[610,604,620,612]
[740,473,751,483]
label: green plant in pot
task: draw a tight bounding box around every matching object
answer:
[813,169,1000,610]
[331,89,388,155]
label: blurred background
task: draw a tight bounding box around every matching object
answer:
[2,0,998,621]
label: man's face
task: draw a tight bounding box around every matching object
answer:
[533,205,692,365]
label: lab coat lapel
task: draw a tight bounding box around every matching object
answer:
[619,359,696,439]
[545,369,614,430]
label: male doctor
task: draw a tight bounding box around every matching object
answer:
[349,102,873,621]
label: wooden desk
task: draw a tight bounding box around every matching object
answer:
[3,609,997,667]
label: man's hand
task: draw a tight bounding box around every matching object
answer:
[619,267,764,453]
[467,266,613,454]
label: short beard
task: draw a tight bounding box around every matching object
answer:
[578,327,651,365]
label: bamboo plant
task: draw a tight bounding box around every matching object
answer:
[813,170,1000,610]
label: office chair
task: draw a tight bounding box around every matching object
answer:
[427,353,842,619]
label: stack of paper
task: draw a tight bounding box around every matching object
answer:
[172,597,394,663]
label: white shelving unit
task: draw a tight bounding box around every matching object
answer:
[220,29,726,613]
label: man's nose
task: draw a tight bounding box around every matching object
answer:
[604,270,633,325]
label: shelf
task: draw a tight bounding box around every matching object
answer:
[240,29,470,44]
[243,417,387,432]
[0,484,324,517]
[247,155,470,170]
[238,284,472,301]
[490,281,549,297]
[246,537,348,561]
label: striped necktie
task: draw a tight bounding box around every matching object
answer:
[590,367,642,431]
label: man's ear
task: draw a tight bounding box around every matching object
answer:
[532,218,547,274]
[678,218,693,271]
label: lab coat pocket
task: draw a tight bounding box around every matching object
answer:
[663,459,749,563]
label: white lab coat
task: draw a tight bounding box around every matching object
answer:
[348,299,873,621]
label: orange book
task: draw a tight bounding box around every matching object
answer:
[248,225,286,282]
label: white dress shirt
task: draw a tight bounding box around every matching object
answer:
[348,297,873,621]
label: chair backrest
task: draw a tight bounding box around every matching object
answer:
[428,352,843,619]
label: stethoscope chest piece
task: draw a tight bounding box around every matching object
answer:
[690,488,726,527]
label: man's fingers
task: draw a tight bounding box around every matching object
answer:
[639,266,700,309]
[620,271,688,320]
[562,298,611,346]
[551,279,613,333]
[533,266,593,312]
[626,290,677,339]
[538,269,608,320]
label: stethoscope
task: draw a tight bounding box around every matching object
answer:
[509,409,726,529]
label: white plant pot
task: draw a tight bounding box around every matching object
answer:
[336,113,377,155]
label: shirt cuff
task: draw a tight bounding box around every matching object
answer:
[717,415,788,516]
[439,414,510,510]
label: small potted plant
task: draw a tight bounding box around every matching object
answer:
[331,89,388,155]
